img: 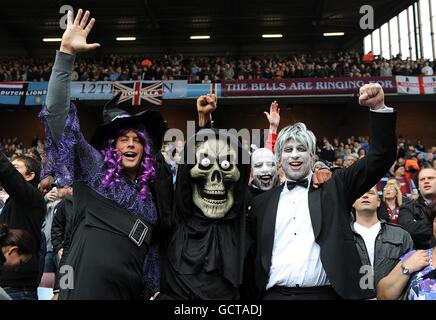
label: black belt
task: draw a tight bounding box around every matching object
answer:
[270,285,336,295]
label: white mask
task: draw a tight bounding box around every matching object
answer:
[251,148,278,191]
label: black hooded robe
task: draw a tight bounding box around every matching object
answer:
[159,129,251,300]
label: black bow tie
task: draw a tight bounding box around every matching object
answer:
[286,179,309,191]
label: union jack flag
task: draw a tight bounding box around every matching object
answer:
[112,81,163,106]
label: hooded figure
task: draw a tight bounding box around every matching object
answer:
[40,48,168,299]
[160,128,250,299]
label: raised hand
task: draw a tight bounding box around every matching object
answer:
[197,94,217,114]
[358,83,385,110]
[197,94,217,127]
[60,9,100,55]
[312,167,332,189]
[264,100,280,131]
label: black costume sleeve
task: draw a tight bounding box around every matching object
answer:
[0,151,41,204]
[335,111,397,209]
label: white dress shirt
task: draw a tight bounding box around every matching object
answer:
[266,173,330,290]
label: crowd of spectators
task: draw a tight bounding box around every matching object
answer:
[317,135,436,170]
[0,51,434,83]
[316,134,436,200]
[0,136,44,162]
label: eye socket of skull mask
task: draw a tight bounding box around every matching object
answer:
[190,138,240,219]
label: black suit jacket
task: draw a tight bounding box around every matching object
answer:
[247,111,397,299]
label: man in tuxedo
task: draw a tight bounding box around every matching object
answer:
[247,83,397,300]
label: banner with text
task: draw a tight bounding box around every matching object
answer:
[2,76,436,107]
[0,82,47,106]
[221,77,397,96]
[71,81,164,105]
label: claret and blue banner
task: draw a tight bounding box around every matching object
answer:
[0,76,435,107]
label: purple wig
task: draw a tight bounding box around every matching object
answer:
[101,129,155,200]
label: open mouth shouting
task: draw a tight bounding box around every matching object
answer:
[258,174,273,186]
[289,161,303,171]
[123,151,138,160]
[121,151,142,171]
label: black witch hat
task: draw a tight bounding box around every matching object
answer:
[90,92,167,153]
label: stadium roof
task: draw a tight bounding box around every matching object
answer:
[1,0,417,56]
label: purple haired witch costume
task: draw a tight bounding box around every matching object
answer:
[39,51,167,299]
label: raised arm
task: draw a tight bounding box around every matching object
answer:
[336,84,397,207]
[264,100,280,152]
[197,94,217,128]
[41,9,102,185]
[45,9,100,140]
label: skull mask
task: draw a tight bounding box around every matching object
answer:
[190,137,240,219]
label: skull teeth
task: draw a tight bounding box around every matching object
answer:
[200,189,227,201]
[203,190,225,195]
[203,198,227,204]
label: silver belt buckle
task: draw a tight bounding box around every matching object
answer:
[129,219,148,247]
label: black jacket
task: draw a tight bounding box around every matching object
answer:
[247,111,397,299]
[351,219,413,297]
[398,197,433,249]
[0,152,45,287]
[51,196,74,255]
[52,196,74,292]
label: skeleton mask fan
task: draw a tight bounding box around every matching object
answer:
[190,137,240,219]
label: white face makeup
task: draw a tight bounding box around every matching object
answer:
[251,148,278,191]
[280,139,313,181]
